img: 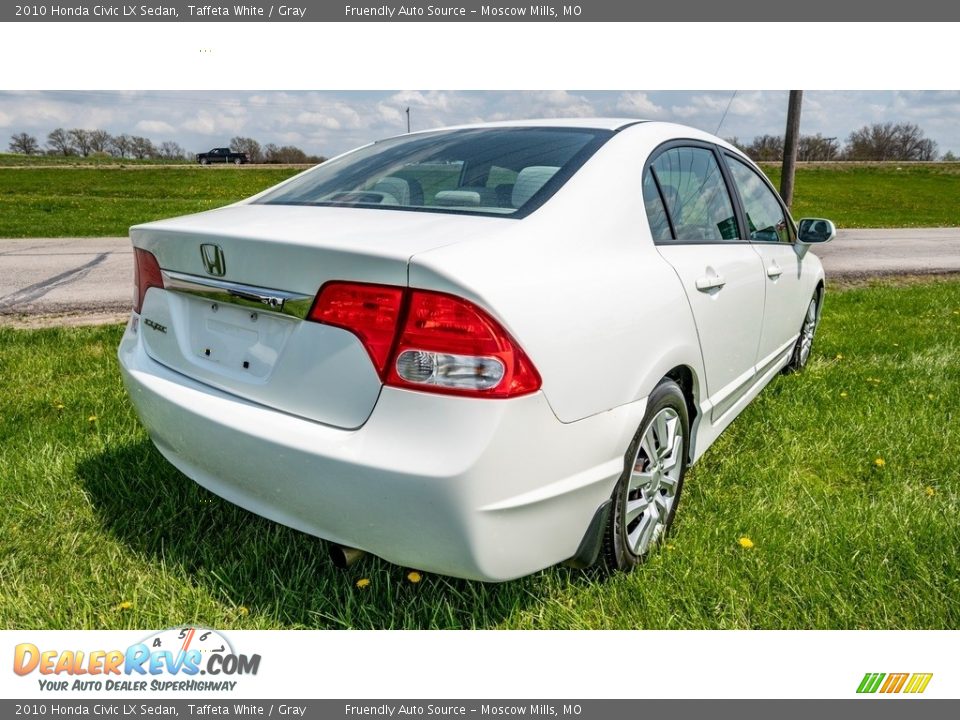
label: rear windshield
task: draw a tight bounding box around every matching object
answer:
[254,127,612,218]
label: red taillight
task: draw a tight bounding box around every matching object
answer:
[308,282,405,376]
[132,248,163,314]
[387,290,541,398]
[307,283,541,399]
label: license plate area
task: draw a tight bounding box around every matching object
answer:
[187,298,295,382]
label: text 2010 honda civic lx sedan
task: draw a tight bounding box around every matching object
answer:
[119,119,836,581]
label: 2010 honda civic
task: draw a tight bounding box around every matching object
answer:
[118,119,835,581]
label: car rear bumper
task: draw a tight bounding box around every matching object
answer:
[118,319,645,581]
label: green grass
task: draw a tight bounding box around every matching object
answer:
[1,162,959,238]
[0,167,300,237]
[1,279,958,630]
[0,152,191,167]
[762,162,960,228]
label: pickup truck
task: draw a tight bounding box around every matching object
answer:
[196,147,248,165]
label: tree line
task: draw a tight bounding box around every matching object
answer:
[728,122,955,162]
[7,129,327,164]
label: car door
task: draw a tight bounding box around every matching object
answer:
[645,143,766,422]
[722,153,808,372]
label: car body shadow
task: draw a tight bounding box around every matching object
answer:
[76,440,594,629]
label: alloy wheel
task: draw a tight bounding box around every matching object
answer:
[624,407,685,556]
[799,298,818,366]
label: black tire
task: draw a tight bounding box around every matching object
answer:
[200,158,208,166]
[783,289,822,374]
[234,158,242,165]
[603,378,690,572]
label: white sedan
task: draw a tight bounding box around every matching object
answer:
[118,119,835,581]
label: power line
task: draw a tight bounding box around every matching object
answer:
[715,90,738,135]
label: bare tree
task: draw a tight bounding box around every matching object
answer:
[68,129,93,157]
[230,136,262,163]
[943,150,958,162]
[745,134,784,162]
[9,132,40,154]
[47,127,74,156]
[130,136,156,160]
[110,133,132,158]
[263,144,309,163]
[845,122,937,161]
[158,141,185,160]
[797,134,840,161]
[89,129,112,155]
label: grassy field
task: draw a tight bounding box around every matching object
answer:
[763,163,960,228]
[0,152,193,167]
[0,167,300,237]
[0,162,959,237]
[1,278,958,630]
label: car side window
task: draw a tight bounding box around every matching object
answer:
[650,147,739,243]
[642,169,673,242]
[725,155,791,243]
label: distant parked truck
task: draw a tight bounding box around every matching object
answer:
[197,147,248,165]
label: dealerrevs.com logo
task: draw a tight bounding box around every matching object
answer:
[857,672,933,694]
[13,627,261,693]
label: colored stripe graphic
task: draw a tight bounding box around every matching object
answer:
[903,673,933,694]
[857,672,932,694]
[857,673,885,693]
[880,673,909,693]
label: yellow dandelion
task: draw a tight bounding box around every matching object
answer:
[55,403,65,410]
[738,537,755,550]
[927,394,935,400]
[665,544,676,551]
[355,578,371,589]
[835,353,844,360]
[873,457,886,468]
[88,415,98,422]
[237,606,250,616]
[925,487,936,497]
[407,571,422,584]
[114,601,133,611]
[840,391,848,398]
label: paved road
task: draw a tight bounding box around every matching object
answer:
[0,237,131,326]
[1,229,959,326]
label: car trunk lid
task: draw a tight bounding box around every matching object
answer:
[130,203,505,428]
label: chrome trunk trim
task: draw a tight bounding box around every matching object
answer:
[161,270,314,319]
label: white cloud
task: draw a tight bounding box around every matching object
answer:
[615,92,665,118]
[135,119,175,135]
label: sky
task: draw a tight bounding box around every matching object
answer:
[1,90,958,157]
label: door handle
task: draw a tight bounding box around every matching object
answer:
[695,274,726,291]
[767,263,783,279]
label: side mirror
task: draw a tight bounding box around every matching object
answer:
[797,218,837,244]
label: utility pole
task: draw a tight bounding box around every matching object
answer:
[780,90,803,209]
[406,107,410,133]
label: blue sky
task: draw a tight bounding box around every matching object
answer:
[1,90,957,156]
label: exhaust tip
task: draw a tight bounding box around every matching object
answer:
[329,543,366,569]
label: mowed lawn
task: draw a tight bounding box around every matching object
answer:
[0,167,300,237]
[1,279,958,630]
[0,162,959,237]
[763,162,960,228]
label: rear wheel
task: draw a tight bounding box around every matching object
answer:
[234,158,242,165]
[603,379,689,571]
[784,291,821,373]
